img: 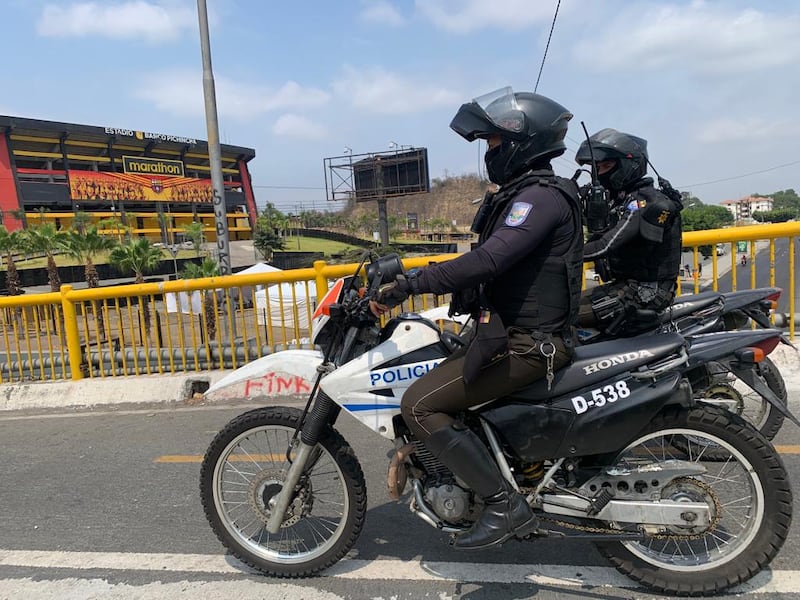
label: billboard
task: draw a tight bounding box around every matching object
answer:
[352,149,429,201]
[68,171,212,203]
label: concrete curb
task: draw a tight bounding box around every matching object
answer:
[0,372,231,412]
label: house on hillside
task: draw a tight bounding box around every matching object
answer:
[720,196,773,223]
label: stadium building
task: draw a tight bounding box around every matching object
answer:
[0,115,257,241]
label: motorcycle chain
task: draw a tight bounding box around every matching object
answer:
[527,477,722,541]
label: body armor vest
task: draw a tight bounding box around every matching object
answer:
[479,170,584,332]
[607,186,683,282]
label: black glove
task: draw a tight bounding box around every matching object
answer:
[376,274,412,308]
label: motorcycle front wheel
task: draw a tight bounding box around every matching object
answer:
[200,406,367,577]
[595,404,792,596]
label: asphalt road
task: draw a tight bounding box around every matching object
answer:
[2,400,800,599]
[706,238,797,315]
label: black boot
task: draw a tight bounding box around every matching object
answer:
[426,425,538,550]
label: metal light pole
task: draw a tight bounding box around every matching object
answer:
[197,0,231,276]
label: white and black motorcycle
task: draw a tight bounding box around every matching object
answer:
[200,253,793,596]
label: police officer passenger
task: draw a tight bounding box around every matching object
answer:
[574,129,683,334]
[372,88,584,549]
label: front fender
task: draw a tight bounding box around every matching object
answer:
[205,349,323,401]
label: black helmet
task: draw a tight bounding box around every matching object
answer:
[575,128,648,192]
[450,87,572,185]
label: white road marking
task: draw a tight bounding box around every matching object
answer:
[0,549,796,594]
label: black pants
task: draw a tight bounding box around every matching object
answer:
[401,329,572,441]
[578,280,676,330]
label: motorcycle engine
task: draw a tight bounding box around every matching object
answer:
[426,483,471,523]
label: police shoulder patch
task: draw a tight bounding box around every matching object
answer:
[505,201,533,226]
[626,200,640,212]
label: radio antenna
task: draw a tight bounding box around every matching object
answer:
[534,0,562,93]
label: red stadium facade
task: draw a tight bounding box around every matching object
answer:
[0,115,257,241]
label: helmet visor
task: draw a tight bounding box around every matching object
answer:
[450,86,526,141]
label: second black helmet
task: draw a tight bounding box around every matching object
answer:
[575,128,649,193]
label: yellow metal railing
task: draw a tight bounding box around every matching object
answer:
[0,221,796,384]
[678,222,798,341]
[0,255,459,383]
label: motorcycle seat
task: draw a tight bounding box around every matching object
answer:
[663,292,721,320]
[511,332,685,401]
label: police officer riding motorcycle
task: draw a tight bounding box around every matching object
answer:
[372,87,584,549]
[575,128,684,336]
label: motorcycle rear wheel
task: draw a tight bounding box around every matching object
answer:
[702,357,786,440]
[595,404,792,596]
[200,406,367,577]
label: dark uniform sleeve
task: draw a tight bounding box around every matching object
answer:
[414,186,570,295]
[638,193,676,243]
[583,198,644,260]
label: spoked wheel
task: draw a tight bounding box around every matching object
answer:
[679,358,787,461]
[595,405,792,596]
[200,407,367,577]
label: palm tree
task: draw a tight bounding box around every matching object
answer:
[183,257,220,341]
[23,223,64,292]
[182,222,205,257]
[71,210,92,235]
[109,238,164,339]
[62,227,118,340]
[0,226,23,297]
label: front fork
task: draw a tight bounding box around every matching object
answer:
[266,393,340,533]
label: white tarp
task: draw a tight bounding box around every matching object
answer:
[255,280,317,330]
[164,262,317,330]
[165,290,203,315]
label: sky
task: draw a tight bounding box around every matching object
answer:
[1,0,798,213]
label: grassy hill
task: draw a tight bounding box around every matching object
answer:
[339,174,490,231]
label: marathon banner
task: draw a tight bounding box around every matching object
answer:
[68,170,212,203]
[122,155,185,177]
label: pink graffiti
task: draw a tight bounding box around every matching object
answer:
[244,372,311,397]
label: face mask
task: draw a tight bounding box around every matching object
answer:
[484,144,506,185]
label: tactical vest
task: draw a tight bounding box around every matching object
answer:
[608,186,683,282]
[478,169,584,333]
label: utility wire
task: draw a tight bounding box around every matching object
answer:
[679,159,800,189]
[534,0,562,93]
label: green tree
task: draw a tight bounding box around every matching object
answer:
[24,223,65,292]
[109,238,165,339]
[681,204,734,257]
[63,227,118,340]
[97,216,131,242]
[183,222,206,257]
[183,257,221,341]
[0,226,23,297]
[71,210,92,234]
[752,208,797,223]
[681,204,734,232]
[769,189,800,216]
[253,216,286,262]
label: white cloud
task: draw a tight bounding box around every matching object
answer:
[415,0,557,33]
[272,114,328,140]
[359,0,405,27]
[575,3,800,74]
[696,116,800,144]
[332,65,460,114]
[36,1,196,43]
[135,70,330,119]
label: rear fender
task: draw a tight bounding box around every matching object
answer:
[686,329,783,366]
[205,349,323,401]
[728,360,800,427]
[722,287,781,313]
